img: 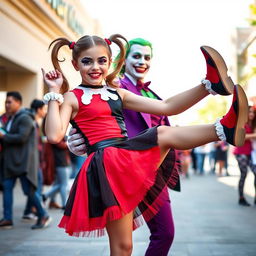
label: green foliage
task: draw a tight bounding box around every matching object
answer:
[248,3,256,26]
[249,3,256,15]
[193,97,228,124]
[249,20,256,26]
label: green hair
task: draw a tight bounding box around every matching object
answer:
[114,38,153,76]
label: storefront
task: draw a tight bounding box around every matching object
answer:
[235,27,256,105]
[0,0,101,113]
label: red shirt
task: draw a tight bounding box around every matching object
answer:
[233,123,252,155]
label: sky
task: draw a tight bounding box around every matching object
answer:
[82,0,253,124]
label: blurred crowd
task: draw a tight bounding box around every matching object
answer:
[178,141,229,178]
[0,91,85,230]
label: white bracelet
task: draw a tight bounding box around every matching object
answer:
[201,79,217,95]
[43,92,64,105]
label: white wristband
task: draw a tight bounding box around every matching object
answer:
[201,79,217,95]
[43,92,64,105]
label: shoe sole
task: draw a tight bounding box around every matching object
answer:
[201,45,234,94]
[234,84,248,147]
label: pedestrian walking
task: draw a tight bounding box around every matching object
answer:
[0,92,51,229]
[22,99,47,221]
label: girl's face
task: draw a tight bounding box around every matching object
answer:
[125,44,152,81]
[248,106,255,121]
[72,45,111,86]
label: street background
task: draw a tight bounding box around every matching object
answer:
[1,1,256,255]
[0,154,256,256]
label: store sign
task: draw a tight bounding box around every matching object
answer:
[46,0,84,35]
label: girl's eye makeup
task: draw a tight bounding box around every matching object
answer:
[81,57,108,65]
[98,57,108,65]
[81,58,92,65]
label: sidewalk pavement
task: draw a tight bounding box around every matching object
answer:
[0,157,256,256]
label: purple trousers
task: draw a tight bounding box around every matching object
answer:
[145,189,174,256]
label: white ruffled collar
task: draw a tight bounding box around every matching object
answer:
[77,85,118,105]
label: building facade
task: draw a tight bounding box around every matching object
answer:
[0,0,101,112]
[235,27,256,105]
[233,1,256,105]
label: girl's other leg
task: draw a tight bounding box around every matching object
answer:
[106,212,133,256]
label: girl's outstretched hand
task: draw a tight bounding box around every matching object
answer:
[41,68,63,92]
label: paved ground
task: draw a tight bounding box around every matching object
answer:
[0,155,256,256]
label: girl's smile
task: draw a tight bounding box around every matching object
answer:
[89,72,102,79]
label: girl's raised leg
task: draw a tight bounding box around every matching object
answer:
[158,84,248,160]
[106,212,133,256]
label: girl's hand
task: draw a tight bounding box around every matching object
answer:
[41,68,63,92]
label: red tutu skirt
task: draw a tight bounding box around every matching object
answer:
[59,127,179,237]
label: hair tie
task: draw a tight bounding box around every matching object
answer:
[104,38,112,45]
[69,41,76,49]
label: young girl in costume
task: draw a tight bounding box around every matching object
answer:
[42,34,248,256]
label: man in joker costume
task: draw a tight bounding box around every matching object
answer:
[68,38,180,256]
[118,38,180,256]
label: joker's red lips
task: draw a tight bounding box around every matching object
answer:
[134,67,147,73]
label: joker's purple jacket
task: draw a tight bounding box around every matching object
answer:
[120,75,180,191]
[121,75,170,136]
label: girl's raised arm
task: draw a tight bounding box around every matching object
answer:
[42,69,73,143]
[119,83,209,116]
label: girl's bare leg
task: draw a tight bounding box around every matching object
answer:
[106,212,133,256]
[157,125,218,159]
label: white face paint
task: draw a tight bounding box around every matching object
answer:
[124,44,152,82]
